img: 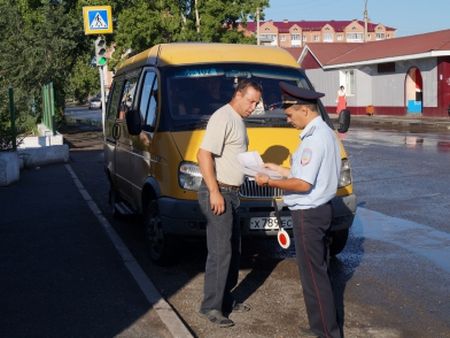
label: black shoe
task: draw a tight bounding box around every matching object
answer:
[232,302,251,313]
[198,309,235,328]
[299,327,319,337]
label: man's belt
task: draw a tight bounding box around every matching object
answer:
[217,181,240,192]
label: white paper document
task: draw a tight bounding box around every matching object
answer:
[237,151,283,179]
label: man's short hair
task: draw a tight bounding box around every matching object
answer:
[233,79,263,97]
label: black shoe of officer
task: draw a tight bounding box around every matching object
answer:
[299,326,320,337]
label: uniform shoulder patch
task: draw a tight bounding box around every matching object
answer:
[300,148,312,166]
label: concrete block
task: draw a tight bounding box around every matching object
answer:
[18,144,69,168]
[18,134,64,148]
[0,152,20,186]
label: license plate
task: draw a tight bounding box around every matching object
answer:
[249,216,293,230]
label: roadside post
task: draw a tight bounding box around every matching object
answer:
[82,5,113,133]
[8,87,17,151]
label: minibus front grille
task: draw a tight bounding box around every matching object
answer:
[239,179,284,199]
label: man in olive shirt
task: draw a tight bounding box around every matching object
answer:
[197,79,262,327]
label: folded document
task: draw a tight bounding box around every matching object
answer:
[237,151,283,179]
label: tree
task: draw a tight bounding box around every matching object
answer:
[0,0,90,135]
[110,0,269,69]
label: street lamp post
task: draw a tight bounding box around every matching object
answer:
[364,0,369,42]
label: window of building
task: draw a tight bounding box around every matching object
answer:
[336,34,343,41]
[323,32,333,42]
[377,62,395,73]
[280,34,288,41]
[260,34,276,41]
[376,32,385,40]
[346,33,363,42]
[340,69,356,95]
[291,34,301,41]
[303,35,307,42]
[313,35,320,41]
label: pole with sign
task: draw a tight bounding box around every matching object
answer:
[82,5,113,133]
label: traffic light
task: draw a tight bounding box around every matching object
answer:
[95,36,107,67]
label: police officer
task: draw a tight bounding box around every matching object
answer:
[255,82,342,338]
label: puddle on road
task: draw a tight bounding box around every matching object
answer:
[351,207,450,273]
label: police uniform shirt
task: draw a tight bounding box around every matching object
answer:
[283,116,341,210]
[200,103,249,186]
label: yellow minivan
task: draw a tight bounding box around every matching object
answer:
[104,43,355,264]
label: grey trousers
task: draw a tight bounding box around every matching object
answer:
[198,181,241,314]
[291,203,342,338]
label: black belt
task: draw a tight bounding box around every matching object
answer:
[218,181,240,192]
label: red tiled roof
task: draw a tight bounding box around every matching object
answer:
[246,20,396,33]
[302,29,450,67]
[284,47,303,61]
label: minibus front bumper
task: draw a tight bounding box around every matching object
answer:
[158,193,356,237]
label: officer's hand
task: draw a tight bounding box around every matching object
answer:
[264,162,290,178]
[210,191,225,215]
[255,173,269,186]
[264,163,280,171]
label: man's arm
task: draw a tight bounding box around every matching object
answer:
[255,174,312,193]
[197,148,225,215]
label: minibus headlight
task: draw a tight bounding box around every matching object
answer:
[338,158,352,188]
[179,162,203,191]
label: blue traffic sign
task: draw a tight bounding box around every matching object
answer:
[83,6,113,35]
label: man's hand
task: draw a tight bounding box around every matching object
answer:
[255,173,270,186]
[210,190,225,215]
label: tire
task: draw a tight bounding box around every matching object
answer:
[328,229,349,256]
[143,200,176,266]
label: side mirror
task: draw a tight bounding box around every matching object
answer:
[125,108,142,135]
[337,109,351,133]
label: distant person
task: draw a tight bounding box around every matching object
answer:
[336,85,347,114]
[255,82,342,338]
[197,79,263,327]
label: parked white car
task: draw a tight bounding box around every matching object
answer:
[89,97,101,110]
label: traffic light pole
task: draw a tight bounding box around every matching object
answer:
[99,65,106,134]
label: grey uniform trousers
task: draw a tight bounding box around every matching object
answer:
[198,182,241,314]
[291,202,342,338]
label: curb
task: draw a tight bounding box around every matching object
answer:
[331,115,450,132]
[65,165,194,338]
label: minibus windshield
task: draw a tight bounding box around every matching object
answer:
[163,63,320,129]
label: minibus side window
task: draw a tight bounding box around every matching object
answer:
[107,80,124,121]
[118,77,138,121]
[140,71,158,131]
[104,79,124,137]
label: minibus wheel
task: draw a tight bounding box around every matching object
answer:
[329,229,349,256]
[143,199,175,265]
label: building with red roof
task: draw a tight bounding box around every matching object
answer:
[244,20,396,47]
[295,29,450,117]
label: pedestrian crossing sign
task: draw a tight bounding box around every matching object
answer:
[83,6,113,35]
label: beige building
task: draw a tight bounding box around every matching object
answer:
[245,20,396,47]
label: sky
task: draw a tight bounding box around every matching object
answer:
[265,0,450,37]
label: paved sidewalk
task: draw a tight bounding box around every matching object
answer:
[330,113,450,132]
[0,163,191,337]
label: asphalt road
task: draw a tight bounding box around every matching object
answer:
[58,123,450,337]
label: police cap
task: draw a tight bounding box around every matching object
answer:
[279,81,324,108]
